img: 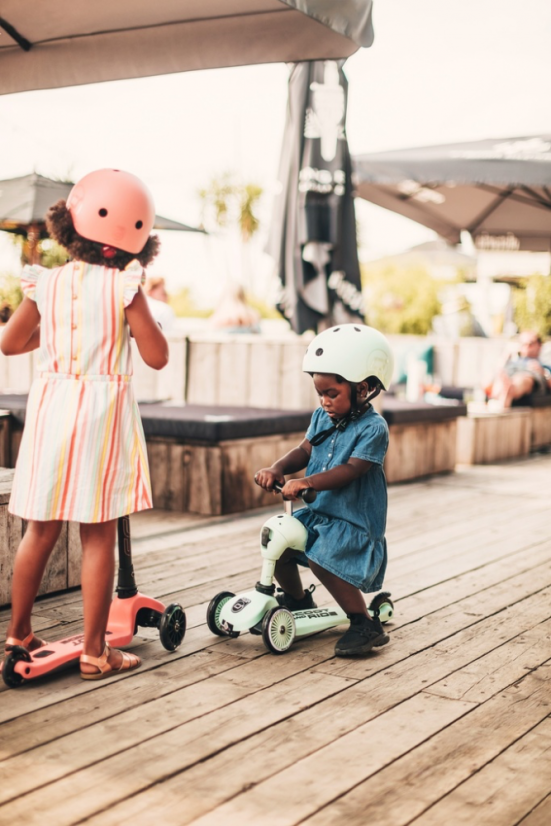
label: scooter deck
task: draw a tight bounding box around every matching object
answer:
[2,592,166,681]
[292,606,348,636]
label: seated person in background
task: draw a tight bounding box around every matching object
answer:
[209,283,261,334]
[143,276,175,332]
[488,331,551,408]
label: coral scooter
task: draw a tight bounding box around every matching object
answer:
[2,516,186,688]
[206,484,394,654]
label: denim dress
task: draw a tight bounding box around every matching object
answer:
[294,405,389,593]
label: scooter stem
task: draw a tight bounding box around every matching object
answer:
[259,559,276,588]
[116,515,138,599]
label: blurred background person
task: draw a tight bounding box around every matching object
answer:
[143,276,176,333]
[209,282,261,334]
[488,330,551,408]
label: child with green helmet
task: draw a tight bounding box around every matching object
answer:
[255,323,394,657]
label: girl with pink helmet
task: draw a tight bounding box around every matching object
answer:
[1,169,168,680]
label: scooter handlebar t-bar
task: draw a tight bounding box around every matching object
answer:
[273,481,317,504]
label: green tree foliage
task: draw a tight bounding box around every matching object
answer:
[0,273,23,322]
[168,288,211,318]
[38,239,69,269]
[513,274,551,338]
[10,233,68,268]
[198,174,263,241]
[362,263,441,335]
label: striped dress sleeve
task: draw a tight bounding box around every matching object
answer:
[20,264,46,301]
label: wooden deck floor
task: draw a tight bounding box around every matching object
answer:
[1,453,551,826]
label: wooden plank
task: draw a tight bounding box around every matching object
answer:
[457,409,532,464]
[298,667,551,826]
[0,452,549,826]
[146,433,305,515]
[185,340,220,405]
[0,666,351,823]
[75,590,551,825]
[385,420,458,483]
[0,506,22,607]
[410,716,551,826]
[518,795,551,826]
[530,406,551,451]
[171,694,476,826]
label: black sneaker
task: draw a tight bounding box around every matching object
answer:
[276,584,317,611]
[334,612,389,657]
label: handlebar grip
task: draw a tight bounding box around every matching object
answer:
[300,487,317,504]
[272,482,317,503]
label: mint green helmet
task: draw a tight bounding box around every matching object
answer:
[303,324,394,390]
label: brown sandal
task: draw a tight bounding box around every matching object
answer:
[80,644,141,681]
[5,632,48,654]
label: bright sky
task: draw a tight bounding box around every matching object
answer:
[1,0,551,305]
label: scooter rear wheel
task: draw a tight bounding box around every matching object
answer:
[159,603,186,651]
[262,607,296,654]
[206,591,239,637]
[368,591,394,624]
[2,646,32,688]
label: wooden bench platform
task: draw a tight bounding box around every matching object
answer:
[457,405,533,465]
[0,394,469,514]
[1,452,550,824]
[382,396,467,483]
[0,468,81,608]
[529,394,551,452]
[141,403,312,515]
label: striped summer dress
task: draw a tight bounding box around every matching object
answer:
[9,261,153,523]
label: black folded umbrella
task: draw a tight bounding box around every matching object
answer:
[267,60,365,334]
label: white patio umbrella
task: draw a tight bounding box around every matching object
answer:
[354,135,551,252]
[0,1,374,96]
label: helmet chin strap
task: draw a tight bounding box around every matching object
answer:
[310,381,382,447]
[350,382,381,418]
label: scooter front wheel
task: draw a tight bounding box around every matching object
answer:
[159,603,186,651]
[2,646,32,688]
[262,607,296,654]
[206,591,239,637]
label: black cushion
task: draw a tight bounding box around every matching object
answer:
[0,395,312,442]
[0,394,468,436]
[138,403,312,441]
[381,396,467,425]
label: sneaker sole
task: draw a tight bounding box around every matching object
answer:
[334,632,389,658]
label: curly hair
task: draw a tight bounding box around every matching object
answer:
[45,200,160,269]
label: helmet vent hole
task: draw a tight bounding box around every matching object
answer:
[315,348,323,356]
[333,327,340,332]
[98,208,108,217]
[135,220,143,229]
[354,327,361,332]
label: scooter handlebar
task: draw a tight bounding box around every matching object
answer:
[273,481,317,504]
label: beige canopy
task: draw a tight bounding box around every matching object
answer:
[0,0,374,96]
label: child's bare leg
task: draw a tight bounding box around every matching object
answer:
[275,549,306,600]
[79,520,140,675]
[308,559,367,615]
[7,520,63,648]
[309,560,389,657]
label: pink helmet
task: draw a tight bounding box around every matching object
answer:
[66,169,155,254]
